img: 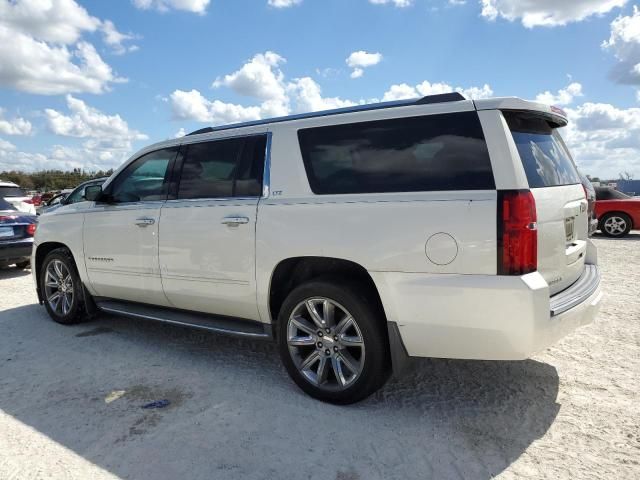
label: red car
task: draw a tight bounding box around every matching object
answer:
[595,187,640,237]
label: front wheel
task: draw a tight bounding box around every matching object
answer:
[40,248,85,325]
[277,279,390,404]
[600,212,632,238]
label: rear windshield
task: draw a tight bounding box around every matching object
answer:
[504,112,580,188]
[298,111,495,194]
[0,186,26,197]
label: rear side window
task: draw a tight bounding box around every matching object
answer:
[595,187,630,200]
[177,135,266,199]
[504,112,580,188]
[297,112,494,194]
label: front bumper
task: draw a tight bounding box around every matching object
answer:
[372,264,602,361]
[0,239,33,264]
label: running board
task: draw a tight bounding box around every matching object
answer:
[95,299,272,339]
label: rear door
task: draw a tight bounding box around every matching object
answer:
[158,133,267,321]
[504,112,587,294]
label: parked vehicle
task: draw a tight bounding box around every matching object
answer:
[39,178,108,215]
[32,93,602,404]
[595,186,640,237]
[0,198,37,269]
[0,180,36,215]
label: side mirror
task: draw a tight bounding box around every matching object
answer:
[85,185,103,202]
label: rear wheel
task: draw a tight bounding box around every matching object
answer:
[15,260,30,269]
[277,279,390,404]
[600,212,632,238]
[40,248,85,325]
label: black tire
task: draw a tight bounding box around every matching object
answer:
[15,260,30,269]
[39,248,86,325]
[277,278,390,404]
[599,212,632,238]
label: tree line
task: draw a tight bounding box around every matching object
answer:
[0,168,114,192]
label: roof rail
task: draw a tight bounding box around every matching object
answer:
[186,92,467,136]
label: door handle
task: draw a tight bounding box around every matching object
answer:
[221,216,250,226]
[134,217,155,227]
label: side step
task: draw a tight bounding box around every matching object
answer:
[95,299,273,339]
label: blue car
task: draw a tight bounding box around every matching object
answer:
[0,197,37,269]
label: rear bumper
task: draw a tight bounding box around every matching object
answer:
[0,239,33,264]
[373,264,602,361]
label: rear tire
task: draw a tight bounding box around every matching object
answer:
[15,260,30,269]
[277,278,390,404]
[600,212,632,238]
[40,248,86,325]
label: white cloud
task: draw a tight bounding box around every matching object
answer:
[0,139,17,152]
[0,1,132,95]
[212,52,288,105]
[369,0,413,7]
[268,0,302,7]
[44,95,147,159]
[288,77,357,112]
[174,127,187,138]
[101,20,139,55]
[346,51,382,78]
[535,82,584,105]
[132,0,210,14]
[603,6,640,85]
[481,0,628,28]
[0,110,32,136]
[170,89,263,124]
[383,80,493,100]
[0,0,100,44]
[563,101,640,178]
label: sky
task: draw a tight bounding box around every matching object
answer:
[0,0,639,179]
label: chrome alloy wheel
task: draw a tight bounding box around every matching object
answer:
[604,215,627,236]
[287,297,365,390]
[44,259,74,316]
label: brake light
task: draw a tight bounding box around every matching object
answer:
[497,190,537,275]
[26,223,37,236]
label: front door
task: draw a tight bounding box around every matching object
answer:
[84,147,178,305]
[159,133,267,321]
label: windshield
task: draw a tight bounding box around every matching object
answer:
[504,112,581,188]
[0,186,26,197]
[596,187,631,200]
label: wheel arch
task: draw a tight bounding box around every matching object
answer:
[268,256,384,325]
[267,256,410,376]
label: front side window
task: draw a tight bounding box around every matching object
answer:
[297,112,494,194]
[110,148,177,203]
[177,135,266,199]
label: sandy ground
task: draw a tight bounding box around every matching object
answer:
[0,234,638,480]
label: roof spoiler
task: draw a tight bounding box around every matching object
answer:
[185,92,468,136]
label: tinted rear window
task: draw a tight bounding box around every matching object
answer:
[297,112,494,194]
[504,112,580,188]
[0,186,26,197]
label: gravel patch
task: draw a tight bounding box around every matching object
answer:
[0,234,638,480]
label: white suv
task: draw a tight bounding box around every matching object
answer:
[33,93,602,404]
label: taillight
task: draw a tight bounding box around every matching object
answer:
[497,190,537,275]
[26,223,37,236]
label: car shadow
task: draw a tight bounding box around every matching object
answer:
[0,304,560,480]
[592,230,640,241]
[0,265,31,279]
